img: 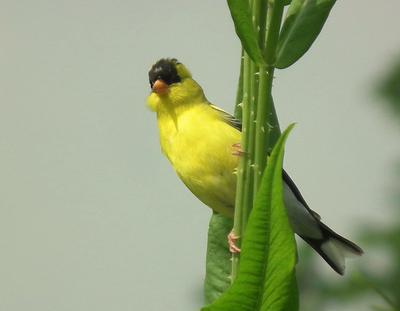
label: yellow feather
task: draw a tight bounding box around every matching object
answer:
[147,60,364,274]
[147,66,240,217]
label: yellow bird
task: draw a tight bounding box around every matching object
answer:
[146,58,362,275]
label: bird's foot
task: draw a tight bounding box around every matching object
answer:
[228,231,241,253]
[232,143,245,157]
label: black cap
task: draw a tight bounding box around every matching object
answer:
[148,58,181,87]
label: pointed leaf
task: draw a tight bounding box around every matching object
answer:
[275,0,336,69]
[204,213,234,304]
[202,124,298,311]
[227,0,266,65]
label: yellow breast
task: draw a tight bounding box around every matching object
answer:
[157,103,240,217]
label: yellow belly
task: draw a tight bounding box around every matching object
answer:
[157,104,240,217]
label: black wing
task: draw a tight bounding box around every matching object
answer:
[282,169,321,221]
[210,104,242,131]
[210,104,319,220]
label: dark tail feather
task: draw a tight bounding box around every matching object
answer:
[301,223,363,275]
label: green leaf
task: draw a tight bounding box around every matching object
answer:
[227,0,265,65]
[275,0,337,69]
[204,213,234,304]
[202,124,298,311]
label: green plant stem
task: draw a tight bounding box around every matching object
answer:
[232,0,284,283]
[254,0,284,191]
[253,68,268,191]
[264,1,285,65]
[242,0,261,229]
[253,73,281,190]
[232,51,251,281]
[257,0,268,48]
[241,61,257,235]
[234,50,244,120]
[232,0,263,281]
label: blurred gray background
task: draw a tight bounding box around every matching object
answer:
[1,1,400,310]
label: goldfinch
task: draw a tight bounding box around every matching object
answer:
[146,58,363,275]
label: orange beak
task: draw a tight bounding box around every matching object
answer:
[152,79,169,95]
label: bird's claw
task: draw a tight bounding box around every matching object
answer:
[228,231,241,253]
[232,143,245,157]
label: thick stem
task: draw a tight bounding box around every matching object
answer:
[254,0,284,191]
[241,62,259,234]
[234,50,244,120]
[264,0,285,65]
[232,0,284,283]
[253,68,269,191]
[232,0,263,281]
[231,51,251,281]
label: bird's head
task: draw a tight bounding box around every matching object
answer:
[146,58,205,112]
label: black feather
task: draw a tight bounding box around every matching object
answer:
[300,223,364,275]
[209,105,242,131]
[215,107,363,274]
[148,58,181,88]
